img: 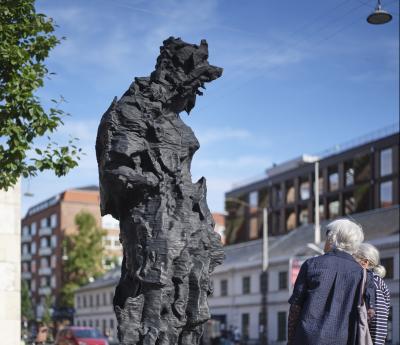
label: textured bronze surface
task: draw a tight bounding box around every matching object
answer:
[96,37,224,345]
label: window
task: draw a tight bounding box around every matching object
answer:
[77,320,80,326]
[22,244,29,254]
[96,294,100,306]
[319,204,325,220]
[249,191,258,208]
[380,148,392,176]
[89,320,93,327]
[354,153,370,183]
[345,161,354,186]
[31,261,36,273]
[103,319,107,335]
[241,313,249,339]
[22,262,29,272]
[22,226,29,236]
[278,271,288,290]
[77,296,81,308]
[300,179,310,200]
[299,208,308,225]
[380,257,394,279]
[249,216,258,240]
[83,320,86,327]
[40,237,49,248]
[31,242,36,254]
[95,319,99,328]
[286,183,295,204]
[380,181,393,208]
[51,255,57,268]
[110,292,114,305]
[344,193,355,215]
[286,210,296,231]
[83,296,87,308]
[50,214,58,228]
[31,280,36,291]
[274,185,283,206]
[328,168,339,192]
[110,319,114,330]
[40,218,48,228]
[89,295,93,307]
[51,276,56,288]
[242,276,251,294]
[318,176,323,195]
[30,222,37,236]
[51,235,57,248]
[277,311,287,341]
[328,199,339,218]
[40,257,49,268]
[220,280,228,296]
[103,292,107,305]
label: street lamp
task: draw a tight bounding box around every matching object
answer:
[226,197,269,345]
[367,0,392,25]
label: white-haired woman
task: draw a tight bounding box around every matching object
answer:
[287,219,376,345]
[354,243,391,345]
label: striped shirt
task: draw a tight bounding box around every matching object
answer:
[369,273,390,345]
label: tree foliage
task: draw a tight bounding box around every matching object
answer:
[21,279,34,321]
[0,0,81,190]
[60,212,106,307]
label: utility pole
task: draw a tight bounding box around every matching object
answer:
[314,161,321,245]
[261,207,269,345]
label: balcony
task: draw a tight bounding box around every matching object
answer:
[21,234,32,242]
[38,287,51,295]
[21,253,32,261]
[38,267,51,276]
[21,272,32,279]
[38,247,51,256]
[39,227,52,236]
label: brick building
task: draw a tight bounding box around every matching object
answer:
[21,185,122,319]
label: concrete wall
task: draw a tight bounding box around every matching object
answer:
[0,182,21,344]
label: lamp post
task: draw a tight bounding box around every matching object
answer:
[226,197,269,345]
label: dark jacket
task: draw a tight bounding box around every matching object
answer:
[288,249,375,345]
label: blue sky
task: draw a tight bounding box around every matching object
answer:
[22,0,399,215]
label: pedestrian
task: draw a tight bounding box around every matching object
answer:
[287,219,375,345]
[354,243,391,345]
[233,327,241,345]
[30,322,48,345]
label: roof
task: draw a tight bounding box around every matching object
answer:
[76,266,121,293]
[214,205,399,272]
[25,185,100,217]
[212,213,225,227]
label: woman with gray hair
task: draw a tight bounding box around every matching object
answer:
[287,219,375,345]
[354,243,391,345]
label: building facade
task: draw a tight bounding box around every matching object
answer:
[74,268,119,342]
[209,206,400,345]
[20,186,122,319]
[225,130,399,245]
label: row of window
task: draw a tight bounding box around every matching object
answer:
[213,256,394,298]
[246,147,395,209]
[25,276,56,292]
[22,256,56,273]
[238,311,286,342]
[76,291,114,309]
[22,214,58,237]
[21,236,57,256]
[214,272,288,297]
[246,180,395,236]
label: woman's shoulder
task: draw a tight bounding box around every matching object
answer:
[372,272,389,292]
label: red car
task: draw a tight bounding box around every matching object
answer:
[55,326,109,345]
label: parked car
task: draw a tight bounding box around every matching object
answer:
[55,327,109,345]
